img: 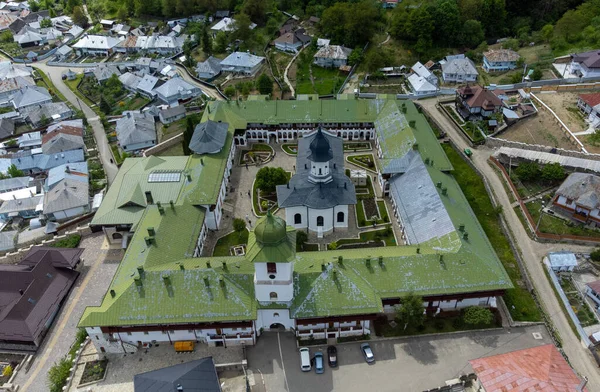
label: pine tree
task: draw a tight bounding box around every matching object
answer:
[99,96,111,115]
[182,117,195,155]
[201,24,212,56]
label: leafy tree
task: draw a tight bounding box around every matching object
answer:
[502,38,520,51]
[117,6,128,22]
[201,24,212,56]
[7,164,23,178]
[233,218,246,237]
[364,48,391,72]
[72,6,88,28]
[531,68,543,80]
[257,74,273,95]
[5,139,16,147]
[463,306,494,326]
[320,0,382,48]
[214,31,228,53]
[99,96,111,115]
[0,30,12,43]
[591,248,600,262]
[2,364,12,377]
[431,0,462,47]
[256,167,288,193]
[328,241,338,250]
[515,161,540,182]
[348,48,363,66]
[233,13,253,44]
[395,293,425,330]
[461,19,485,48]
[541,162,565,182]
[555,9,590,43]
[296,230,308,249]
[182,116,194,155]
[29,0,40,12]
[243,0,269,26]
[40,18,52,28]
[47,358,71,392]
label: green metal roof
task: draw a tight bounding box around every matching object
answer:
[80,97,511,328]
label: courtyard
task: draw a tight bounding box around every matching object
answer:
[203,139,403,257]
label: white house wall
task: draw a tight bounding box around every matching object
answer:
[256,309,295,331]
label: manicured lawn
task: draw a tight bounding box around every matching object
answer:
[156,143,185,157]
[343,142,371,151]
[64,74,95,107]
[525,200,600,238]
[311,65,343,95]
[442,143,541,322]
[213,229,249,257]
[251,143,273,152]
[347,154,377,172]
[282,143,298,155]
[336,226,396,247]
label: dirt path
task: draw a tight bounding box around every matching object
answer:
[418,98,600,390]
[284,46,306,97]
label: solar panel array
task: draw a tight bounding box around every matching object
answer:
[148,171,182,183]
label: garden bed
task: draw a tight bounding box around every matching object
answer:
[79,359,108,386]
[297,243,319,252]
[343,142,371,152]
[0,353,24,385]
[337,334,370,343]
[559,276,597,327]
[347,154,377,172]
[212,229,249,257]
[239,143,273,165]
[298,338,328,346]
[282,143,298,155]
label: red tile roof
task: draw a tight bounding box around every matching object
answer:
[470,344,587,392]
[42,126,83,144]
[457,85,502,111]
[587,280,600,294]
[580,93,600,108]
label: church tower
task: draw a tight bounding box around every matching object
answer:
[307,127,333,184]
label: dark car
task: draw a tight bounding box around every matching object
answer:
[327,346,337,367]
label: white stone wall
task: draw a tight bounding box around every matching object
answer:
[285,205,308,229]
[254,262,294,302]
[256,309,295,331]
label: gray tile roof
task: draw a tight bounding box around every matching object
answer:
[277,130,356,209]
[441,57,478,76]
[314,45,351,60]
[46,162,88,190]
[93,64,121,82]
[41,132,84,155]
[136,74,159,96]
[43,177,89,214]
[0,61,32,80]
[159,105,185,119]
[0,194,42,214]
[0,76,33,94]
[220,51,265,69]
[134,357,221,392]
[23,102,72,126]
[556,172,600,209]
[118,72,142,89]
[11,148,84,172]
[11,86,51,109]
[152,77,199,99]
[548,252,578,269]
[0,176,30,193]
[0,230,16,251]
[195,56,222,77]
[0,118,14,140]
[115,111,156,147]
[72,34,121,50]
[189,120,228,154]
[388,154,454,244]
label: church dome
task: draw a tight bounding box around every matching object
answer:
[254,211,287,245]
[308,128,333,162]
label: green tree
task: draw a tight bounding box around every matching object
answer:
[7,164,24,178]
[117,6,128,21]
[99,96,111,115]
[463,306,494,326]
[224,85,236,98]
[0,30,12,43]
[72,5,88,28]
[233,218,247,237]
[531,68,543,80]
[364,48,391,72]
[182,116,195,155]
[47,358,71,392]
[541,24,554,42]
[296,230,308,249]
[515,161,540,182]
[348,48,363,66]
[257,74,273,95]
[591,248,600,262]
[502,38,520,51]
[40,18,52,28]
[233,13,253,43]
[243,0,269,26]
[461,19,485,48]
[431,0,462,47]
[321,1,382,48]
[555,9,590,43]
[395,293,425,330]
[201,24,212,56]
[541,162,565,182]
[214,31,228,53]
[255,166,288,193]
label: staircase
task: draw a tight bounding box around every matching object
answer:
[317,226,323,239]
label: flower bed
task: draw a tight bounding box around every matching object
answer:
[363,198,379,220]
[79,359,108,386]
[343,142,371,151]
[282,144,298,155]
[347,154,377,172]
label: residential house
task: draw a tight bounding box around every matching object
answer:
[6,148,85,175]
[482,49,520,72]
[274,32,303,53]
[134,357,221,392]
[0,75,33,101]
[115,35,138,53]
[220,52,265,75]
[195,56,222,79]
[552,172,600,226]
[0,176,31,193]
[11,86,52,110]
[407,74,437,96]
[0,247,83,349]
[0,14,17,32]
[47,119,83,134]
[13,26,43,47]
[316,38,330,48]
[115,111,157,153]
[41,128,84,154]
[23,102,73,128]
[158,105,185,125]
[136,74,159,98]
[586,280,600,307]
[134,35,184,55]
[411,61,438,86]
[0,117,14,140]
[455,85,503,119]
[17,131,41,149]
[118,71,142,93]
[100,19,114,29]
[72,34,121,56]
[0,61,32,80]
[313,45,352,68]
[211,17,235,33]
[0,194,43,219]
[381,0,399,8]
[153,77,202,106]
[441,54,478,83]
[308,16,320,25]
[92,63,120,83]
[66,25,83,38]
[54,44,73,61]
[577,92,600,128]
[43,162,89,221]
[111,23,130,36]
[470,345,588,392]
[568,50,600,78]
[547,251,578,272]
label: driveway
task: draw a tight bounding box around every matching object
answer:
[418,98,600,389]
[247,326,551,392]
[13,234,122,392]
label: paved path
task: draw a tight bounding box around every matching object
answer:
[174,64,225,101]
[14,234,123,392]
[35,61,119,185]
[418,98,600,389]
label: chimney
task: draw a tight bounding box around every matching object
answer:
[321,262,326,271]
[409,120,415,127]
[436,181,442,188]
[222,261,227,269]
[416,247,420,254]
[110,289,116,298]
[366,256,371,267]
[179,263,184,270]
[439,254,443,262]
[338,255,343,264]
[144,236,155,246]
[177,385,183,392]
[169,200,174,209]
[147,227,155,236]
[219,275,225,287]
[412,143,419,150]
[145,191,153,204]
[378,256,384,266]
[162,274,170,286]
[158,203,164,215]
[441,187,447,196]
[201,158,204,165]
[332,269,337,279]
[136,265,144,275]
[186,174,192,182]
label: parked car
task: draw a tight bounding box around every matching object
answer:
[300,348,311,372]
[314,352,324,374]
[360,343,375,363]
[327,346,337,367]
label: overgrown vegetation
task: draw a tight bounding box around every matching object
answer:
[50,234,82,248]
[213,229,249,256]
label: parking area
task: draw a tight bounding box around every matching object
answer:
[247,325,552,392]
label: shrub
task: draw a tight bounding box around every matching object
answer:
[50,234,82,248]
[47,358,72,392]
[463,306,494,326]
[591,248,600,262]
[2,364,12,378]
[434,320,445,330]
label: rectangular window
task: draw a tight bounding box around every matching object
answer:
[267,262,277,273]
[126,332,132,336]
[143,331,149,335]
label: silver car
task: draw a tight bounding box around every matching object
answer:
[360,343,375,363]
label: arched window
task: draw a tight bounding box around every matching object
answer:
[319,168,322,175]
[294,213,302,224]
[270,292,278,300]
[112,232,123,240]
[337,211,345,223]
[273,312,280,317]
[317,216,324,226]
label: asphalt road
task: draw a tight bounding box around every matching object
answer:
[418,97,600,390]
[248,326,553,392]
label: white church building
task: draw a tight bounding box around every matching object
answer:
[276,128,356,237]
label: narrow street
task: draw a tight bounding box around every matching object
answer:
[418,98,600,390]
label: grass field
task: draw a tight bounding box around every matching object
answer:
[336,226,396,247]
[525,199,600,238]
[442,143,541,322]
[213,229,249,257]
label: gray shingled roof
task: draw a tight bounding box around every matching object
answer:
[11,86,51,109]
[24,102,72,126]
[42,133,85,155]
[220,52,264,69]
[0,118,14,140]
[189,120,228,154]
[159,105,185,119]
[276,129,356,209]
[0,194,43,215]
[307,128,333,162]
[43,178,89,214]
[441,57,478,76]
[0,230,16,252]
[115,111,156,147]
[0,176,30,193]
[134,357,221,392]
[388,154,454,245]
[195,56,222,77]
[556,172,600,209]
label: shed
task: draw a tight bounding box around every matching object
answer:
[547,252,578,272]
[350,169,367,186]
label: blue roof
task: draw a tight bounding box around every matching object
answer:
[11,149,84,173]
[46,162,88,190]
